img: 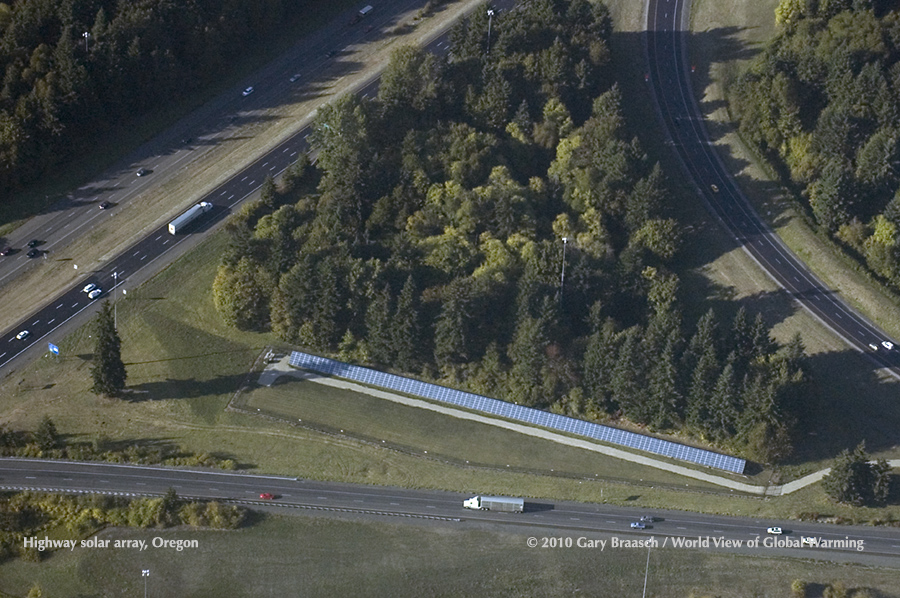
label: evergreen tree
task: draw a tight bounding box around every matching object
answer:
[303,258,342,350]
[709,357,739,441]
[507,309,549,407]
[582,316,618,413]
[392,275,421,372]
[434,278,473,372]
[365,284,393,364]
[823,442,891,506]
[610,326,646,421]
[687,344,719,433]
[91,301,126,397]
[34,416,60,453]
[647,336,679,428]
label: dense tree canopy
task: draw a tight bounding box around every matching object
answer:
[731,1,900,289]
[215,0,813,462]
[0,0,306,195]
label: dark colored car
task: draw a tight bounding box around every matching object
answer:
[0,246,12,256]
[136,168,150,177]
[26,248,39,258]
[99,201,112,209]
[27,239,39,248]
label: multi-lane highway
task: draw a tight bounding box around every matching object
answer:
[646,0,900,379]
[2,459,899,565]
[0,0,487,370]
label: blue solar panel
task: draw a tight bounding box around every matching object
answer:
[287,351,747,474]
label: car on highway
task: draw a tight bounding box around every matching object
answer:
[136,168,150,177]
[640,515,656,523]
[882,341,894,350]
[326,50,338,58]
[259,493,275,500]
[289,74,301,82]
[0,246,12,256]
[27,239,39,248]
[630,522,647,530]
[710,184,719,192]
[88,289,102,300]
[99,201,112,210]
[15,330,29,340]
[766,527,783,535]
[26,248,39,258]
[242,87,254,96]
[82,283,97,294]
[869,343,879,351]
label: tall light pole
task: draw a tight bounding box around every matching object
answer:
[113,271,118,330]
[486,9,494,54]
[641,545,651,598]
[559,236,568,303]
[83,31,91,52]
[142,569,150,598]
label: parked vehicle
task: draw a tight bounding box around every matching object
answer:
[462,496,524,513]
[168,202,213,235]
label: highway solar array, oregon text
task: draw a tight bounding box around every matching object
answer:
[288,351,746,474]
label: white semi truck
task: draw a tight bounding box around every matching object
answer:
[463,496,524,513]
[168,201,213,234]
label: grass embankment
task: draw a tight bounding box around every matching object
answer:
[0,515,897,597]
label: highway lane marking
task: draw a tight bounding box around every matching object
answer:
[71,303,79,308]
[25,476,35,479]
[269,165,277,170]
[63,478,72,481]
[47,319,54,324]
[0,353,5,359]
[677,527,687,530]
[284,147,292,152]
[155,235,162,241]
[140,255,147,261]
[318,497,327,499]
[290,151,298,157]
[835,313,843,319]
[56,304,63,309]
[228,195,235,200]
[248,180,256,186]
[606,521,616,523]
[354,499,364,503]
[714,530,723,533]
[390,502,400,506]
[133,251,140,256]
[136,483,146,486]
[426,505,436,509]
[570,518,580,521]
[262,162,268,168]
[241,176,248,182]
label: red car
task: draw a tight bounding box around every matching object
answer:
[259,493,275,500]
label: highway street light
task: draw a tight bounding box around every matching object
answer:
[83,32,91,52]
[486,9,494,54]
[142,569,150,598]
[559,236,568,303]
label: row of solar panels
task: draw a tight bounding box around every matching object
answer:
[288,351,747,474]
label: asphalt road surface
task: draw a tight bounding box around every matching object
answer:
[645,0,900,379]
[0,0,503,371]
[2,459,899,566]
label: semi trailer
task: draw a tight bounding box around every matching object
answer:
[168,201,213,234]
[463,496,524,512]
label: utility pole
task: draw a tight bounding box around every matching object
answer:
[559,237,568,303]
[113,271,118,330]
[641,545,651,598]
[486,9,494,54]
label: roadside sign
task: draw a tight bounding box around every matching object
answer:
[48,343,59,356]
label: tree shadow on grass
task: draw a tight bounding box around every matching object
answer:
[128,373,249,402]
[786,348,900,464]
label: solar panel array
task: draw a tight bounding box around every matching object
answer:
[288,351,746,474]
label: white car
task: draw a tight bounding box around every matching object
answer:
[800,536,818,547]
[869,343,879,351]
[882,341,894,350]
[82,283,97,294]
[766,527,783,535]
[289,74,301,82]
[630,522,647,530]
[15,330,29,340]
[242,87,254,96]
[88,289,102,300]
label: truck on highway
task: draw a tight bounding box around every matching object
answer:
[349,5,373,25]
[168,202,213,234]
[463,496,524,513]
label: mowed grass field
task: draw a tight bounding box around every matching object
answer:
[1,515,898,598]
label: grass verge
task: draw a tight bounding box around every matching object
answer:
[0,514,897,597]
